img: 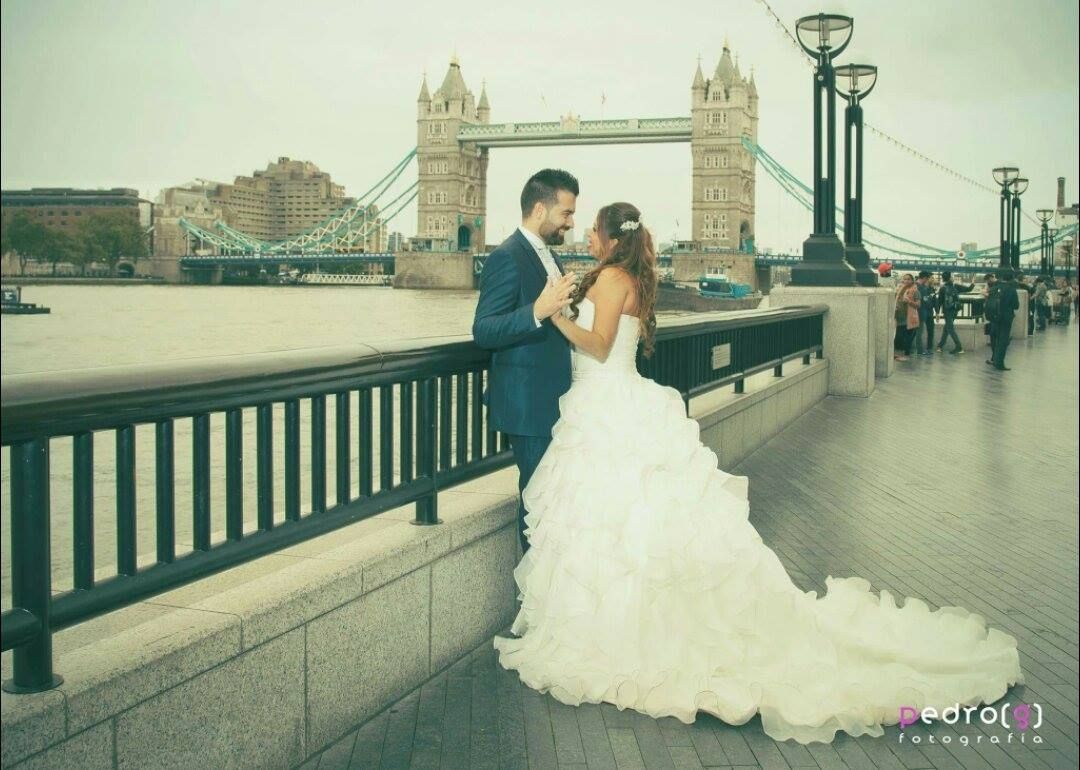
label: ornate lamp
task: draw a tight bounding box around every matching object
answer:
[835,64,878,286]
[789,13,856,286]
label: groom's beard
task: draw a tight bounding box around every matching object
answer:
[542,227,568,246]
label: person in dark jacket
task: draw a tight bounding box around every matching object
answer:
[935,271,975,354]
[473,169,579,552]
[989,269,1020,371]
[983,273,999,351]
[914,271,936,355]
[1018,275,1035,334]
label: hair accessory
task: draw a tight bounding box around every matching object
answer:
[619,220,640,232]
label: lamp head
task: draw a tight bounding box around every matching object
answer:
[795,13,854,60]
[1036,209,1054,223]
[1010,177,1029,196]
[992,166,1019,186]
[835,64,877,101]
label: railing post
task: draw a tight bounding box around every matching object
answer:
[3,439,64,693]
[413,377,441,525]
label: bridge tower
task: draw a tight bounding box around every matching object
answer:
[416,57,490,253]
[691,41,758,251]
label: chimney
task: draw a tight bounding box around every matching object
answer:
[1058,177,1066,209]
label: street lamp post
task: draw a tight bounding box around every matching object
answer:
[992,167,1019,269]
[835,63,878,287]
[1036,209,1053,275]
[790,13,856,287]
[1048,227,1058,279]
[1009,177,1028,271]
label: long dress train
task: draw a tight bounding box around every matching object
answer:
[493,297,1022,744]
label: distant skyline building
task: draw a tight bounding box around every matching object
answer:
[1,187,146,237]
[152,182,234,257]
[213,157,349,241]
[153,158,387,255]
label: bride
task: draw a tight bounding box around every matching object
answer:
[492,201,1023,744]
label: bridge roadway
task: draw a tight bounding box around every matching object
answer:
[178,251,1047,279]
[297,322,1079,768]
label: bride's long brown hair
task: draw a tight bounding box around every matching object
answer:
[569,202,659,357]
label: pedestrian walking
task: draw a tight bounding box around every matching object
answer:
[935,271,974,354]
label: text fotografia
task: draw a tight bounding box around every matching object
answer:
[898,702,1044,745]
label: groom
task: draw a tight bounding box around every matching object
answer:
[472,169,579,554]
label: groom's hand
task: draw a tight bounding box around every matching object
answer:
[534,274,576,321]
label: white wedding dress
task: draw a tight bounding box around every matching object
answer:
[493,297,1023,744]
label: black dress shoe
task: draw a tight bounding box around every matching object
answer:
[994,365,1011,371]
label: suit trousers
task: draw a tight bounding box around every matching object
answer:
[508,434,552,554]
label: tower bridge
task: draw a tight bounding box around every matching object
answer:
[415,49,758,253]
[174,49,1076,285]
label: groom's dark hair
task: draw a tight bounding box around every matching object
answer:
[520,169,579,217]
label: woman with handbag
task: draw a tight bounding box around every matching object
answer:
[893,273,920,361]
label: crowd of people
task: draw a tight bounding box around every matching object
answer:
[886,264,1077,372]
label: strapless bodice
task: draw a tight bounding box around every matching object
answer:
[571,297,641,380]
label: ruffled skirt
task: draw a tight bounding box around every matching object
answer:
[493,371,1023,744]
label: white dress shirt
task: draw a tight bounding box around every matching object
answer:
[518,226,564,327]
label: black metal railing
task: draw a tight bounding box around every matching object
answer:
[0,304,825,693]
[640,305,825,400]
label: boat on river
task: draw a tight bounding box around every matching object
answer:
[1,286,51,314]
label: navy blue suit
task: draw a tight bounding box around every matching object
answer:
[473,229,572,552]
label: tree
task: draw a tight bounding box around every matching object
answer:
[77,215,148,276]
[41,229,78,275]
[5,213,48,275]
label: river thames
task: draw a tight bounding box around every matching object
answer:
[1,284,488,374]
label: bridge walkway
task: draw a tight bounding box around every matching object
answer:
[299,321,1079,770]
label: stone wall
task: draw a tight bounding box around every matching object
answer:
[393,252,475,290]
[139,255,184,283]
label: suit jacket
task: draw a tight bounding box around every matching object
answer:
[472,230,572,437]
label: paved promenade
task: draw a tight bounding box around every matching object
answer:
[299,322,1079,770]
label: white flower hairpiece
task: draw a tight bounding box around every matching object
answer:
[619,220,641,232]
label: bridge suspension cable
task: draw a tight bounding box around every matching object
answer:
[746,137,1078,261]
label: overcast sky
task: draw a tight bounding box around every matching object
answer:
[2,0,1077,254]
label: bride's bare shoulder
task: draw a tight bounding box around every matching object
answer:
[594,266,635,290]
